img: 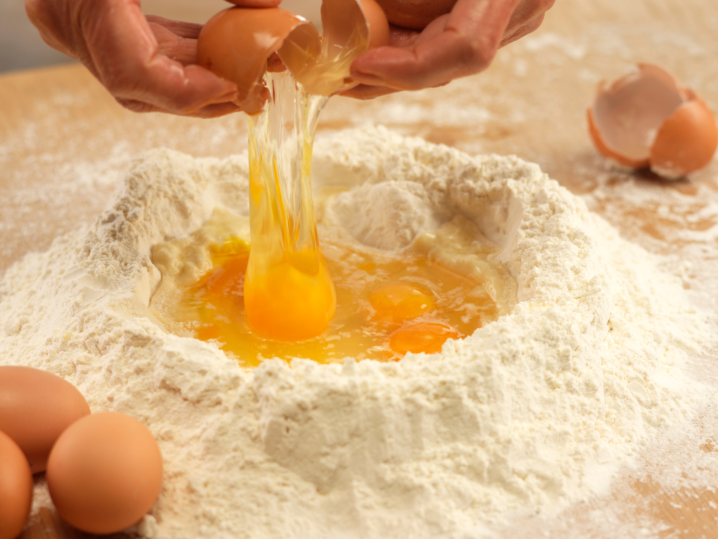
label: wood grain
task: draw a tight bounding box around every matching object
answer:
[2,0,718,537]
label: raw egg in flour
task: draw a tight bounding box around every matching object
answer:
[0,430,33,539]
[0,366,90,473]
[198,0,389,113]
[47,412,163,535]
[588,63,718,179]
[149,212,517,366]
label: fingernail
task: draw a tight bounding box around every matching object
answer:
[351,71,387,86]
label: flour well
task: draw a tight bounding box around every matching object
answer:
[0,127,712,539]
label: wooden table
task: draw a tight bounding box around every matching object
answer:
[2,0,718,537]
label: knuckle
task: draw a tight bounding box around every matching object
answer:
[458,36,496,75]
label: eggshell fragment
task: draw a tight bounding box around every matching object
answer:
[0,430,33,539]
[47,412,163,535]
[198,0,390,112]
[588,63,718,179]
[375,0,458,29]
[0,366,90,473]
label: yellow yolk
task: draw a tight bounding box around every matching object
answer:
[388,322,460,355]
[369,283,435,323]
[244,249,336,341]
[153,237,506,367]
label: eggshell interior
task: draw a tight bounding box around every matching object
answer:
[590,65,684,162]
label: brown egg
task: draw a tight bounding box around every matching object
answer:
[47,412,163,535]
[0,430,33,539]
[0,366,90,473]
[198,0,390,111]
[375,0,458,29]
[198,8,310,114]
[587,63,718,179]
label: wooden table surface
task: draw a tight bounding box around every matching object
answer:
[2,0,718,537]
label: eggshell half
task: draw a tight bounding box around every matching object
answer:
[0,366,90,473]
[0,430,33,539]
[47,412,163,535]
[375,0,458,29]
[280,0,390,95]
[588,63,718,178]
[198,8,312,114]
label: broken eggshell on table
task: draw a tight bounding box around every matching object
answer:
[197,0,390,114]
[588,63,718,179]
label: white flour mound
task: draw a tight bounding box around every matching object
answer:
[0,127,712,539]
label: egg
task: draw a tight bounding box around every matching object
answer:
[587,63,718,179]
[197,7,308,114]
[0,366,90,473]
[0,430,33,539]
[389,322,459,354]
[375,0,458,29]
[369,282,435,323]
[198,0,390,112]
[46,412,163,535]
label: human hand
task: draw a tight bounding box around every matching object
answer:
[25,0,281,117]
[344,0,555,99]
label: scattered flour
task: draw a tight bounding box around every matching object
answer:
[0,127,713,539]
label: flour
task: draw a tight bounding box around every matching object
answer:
[0,126,713,539]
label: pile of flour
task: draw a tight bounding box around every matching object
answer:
[0,127,712,539]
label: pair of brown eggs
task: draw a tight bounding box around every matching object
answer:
[0,367,162,538]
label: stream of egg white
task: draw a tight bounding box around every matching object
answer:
[244,71,337,341]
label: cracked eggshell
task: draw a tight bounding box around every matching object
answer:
[280,0,390,96]
[375,0,458,29]
[588,63,718,179]
[198,0,390,113]
[197,8,312,115]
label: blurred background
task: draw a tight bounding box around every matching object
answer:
[0,0,322,74]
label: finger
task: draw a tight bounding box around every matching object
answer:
[506,0,555,34]
[84,0,238,114]
[500,13,545,47]
[351,0,519,90]
[225,0,282,6]
[340,84,401,100]
[117,97,241,118]
[148,20,198,65]
[145,15,202,39]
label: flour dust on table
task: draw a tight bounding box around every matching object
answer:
[0,127,713,539]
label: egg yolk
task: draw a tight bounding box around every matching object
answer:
[389,322,460,355]
[369,283,434,323]
[155,236,504,367]
[149,74,513,366]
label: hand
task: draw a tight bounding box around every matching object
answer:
[25,0,280,117]
[345,0,555,99]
